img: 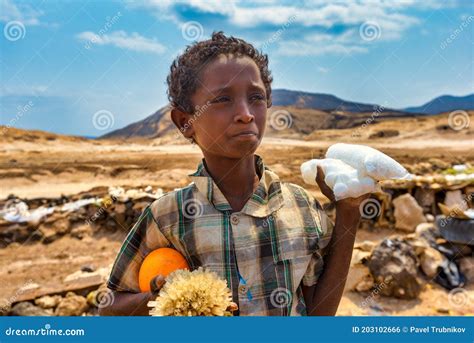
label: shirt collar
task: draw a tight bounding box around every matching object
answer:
[188,154,284,217]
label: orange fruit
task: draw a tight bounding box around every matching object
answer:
[138,248,189,292]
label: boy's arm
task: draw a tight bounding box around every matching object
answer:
[303,199,362,316]
[98,291,155,316]
[100,202,172,316]
[99,275,166,316]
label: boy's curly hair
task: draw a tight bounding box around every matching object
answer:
[167,31,273,113]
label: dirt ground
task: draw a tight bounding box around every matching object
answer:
[1,126,473,316]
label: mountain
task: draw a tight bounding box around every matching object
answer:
[404,94,474,114]
[272,89,394,113]
[101,106,174,140]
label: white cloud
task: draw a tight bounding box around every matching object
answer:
[129,0,449,56]
[0,0,43,25]
[76,31,166,55]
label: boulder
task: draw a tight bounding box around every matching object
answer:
[34,295,62,309]
[420,247,445,278]
[54,292,88,316]
[344,249,373,292]
[459,257,474,284]
[393,194,426,232]
[0,299,11,316]
[444,190,465,209]
[11,302,53,316]
[354,240,376,252]
[368,238,424,299]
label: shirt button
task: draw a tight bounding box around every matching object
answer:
[231,214,240,225]
[239,284,248,295]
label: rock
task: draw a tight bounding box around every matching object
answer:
[436,307,451,314]
[420,247,445,278]
[11,302,52,316]
[345,264,373,292]
[54,292,88,316]
[71,225,92,239]
[428,158,450,170]
[34,295,62,309]
[367,238,424,299]
[355,240,376,252]
[38,216,70,243]
[344,249,373,292]
[64,267,109,284]
[81,265,95,273]
[0,299,11,316]
[425,213,434,222]
[393,194,427,232]
[18,282,40,293]
[40,227,59,244]
[414,188,435,209]
[86,284,112,308]
[355,275,374,292]
[459,257,474,284]
[444,190,465,209]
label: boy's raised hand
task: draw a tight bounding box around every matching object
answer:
[315,166,369,209]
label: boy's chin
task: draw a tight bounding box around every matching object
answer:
[200,140,261,159]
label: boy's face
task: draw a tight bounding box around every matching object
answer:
[185,54,267,159]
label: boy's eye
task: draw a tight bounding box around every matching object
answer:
[211,96,230,104]
[249,93,266,102]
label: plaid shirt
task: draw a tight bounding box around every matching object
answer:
[107,155,334,316]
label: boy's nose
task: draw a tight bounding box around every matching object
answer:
[234,99,254,123]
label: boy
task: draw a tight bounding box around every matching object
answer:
[99,32,366,316]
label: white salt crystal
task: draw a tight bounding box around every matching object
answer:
[300,143,409,200]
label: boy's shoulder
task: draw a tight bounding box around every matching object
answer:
[278,180,323,211]
[147,182,198,226]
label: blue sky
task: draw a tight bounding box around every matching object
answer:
[0,0,473,136]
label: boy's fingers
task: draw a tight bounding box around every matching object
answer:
[315,166,336,202]
[150,274,166,293]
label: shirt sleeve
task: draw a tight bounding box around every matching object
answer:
[106,202,171,293]
[302,196,334,287]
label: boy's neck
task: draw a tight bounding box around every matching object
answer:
[202,153,260,212]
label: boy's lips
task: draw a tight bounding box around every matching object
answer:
[232,130,258,137]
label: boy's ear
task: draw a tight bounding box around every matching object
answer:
[171,107,195,139]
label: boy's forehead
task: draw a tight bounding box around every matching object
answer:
[199,54,263,91]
